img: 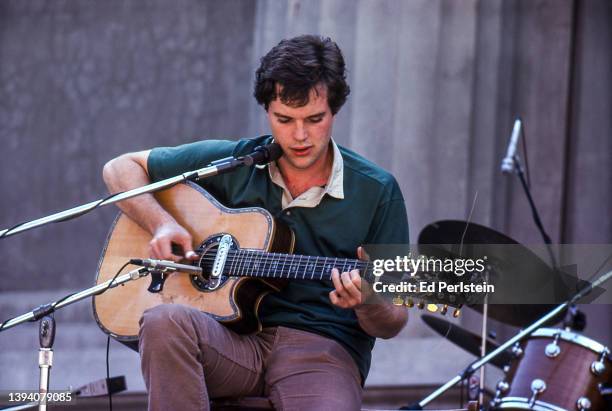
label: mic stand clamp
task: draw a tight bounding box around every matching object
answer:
[37,316,55,411]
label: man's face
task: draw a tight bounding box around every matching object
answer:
[267,85,334,173]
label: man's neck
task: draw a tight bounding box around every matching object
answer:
[278,145,333,199]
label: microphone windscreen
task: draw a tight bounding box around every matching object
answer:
[265,143,283,162]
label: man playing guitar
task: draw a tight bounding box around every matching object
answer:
[102,35,409,411]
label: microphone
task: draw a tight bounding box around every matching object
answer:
[501,118,522,174]
[129,258,202,275]
[241,143,283,166]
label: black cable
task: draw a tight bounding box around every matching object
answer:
[519,120,531,188]
[107,335,113,411]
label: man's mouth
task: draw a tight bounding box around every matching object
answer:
[291,146,312,157]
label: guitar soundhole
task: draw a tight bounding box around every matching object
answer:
[190,234,238,291]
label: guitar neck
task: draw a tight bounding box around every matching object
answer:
[219,249,373,282]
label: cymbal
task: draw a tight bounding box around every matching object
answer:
[418,220,566,328]
[421,314,513,369]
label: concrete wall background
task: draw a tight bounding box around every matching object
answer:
[1,0,610,395]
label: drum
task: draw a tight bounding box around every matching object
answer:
[492,328,611,411]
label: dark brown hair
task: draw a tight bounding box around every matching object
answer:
[254,35,350,115]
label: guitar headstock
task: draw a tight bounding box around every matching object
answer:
[367,267,491,318]
[391,295,462,318]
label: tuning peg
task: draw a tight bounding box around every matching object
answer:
[405,297,414,308]
[426,304,438,313]
[453,308,461,318]
[440,305,448,315]
[417,301,425,310]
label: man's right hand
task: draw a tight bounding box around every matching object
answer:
[149,221,199,262]
[103,149,199,263]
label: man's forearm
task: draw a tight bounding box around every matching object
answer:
[354,302,408,339]
[102,153,175,235]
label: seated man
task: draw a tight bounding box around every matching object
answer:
[103,35,409,411]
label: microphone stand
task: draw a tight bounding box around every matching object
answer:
[406,269,612,409]
[0,147,276,239]
[0,267,149,332]
[0,266,149,410]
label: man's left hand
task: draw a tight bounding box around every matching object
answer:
[329,268,363,309]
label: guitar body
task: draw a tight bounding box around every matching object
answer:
[93,182,295,344]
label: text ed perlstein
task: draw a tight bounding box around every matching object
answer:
[370,255,496,294]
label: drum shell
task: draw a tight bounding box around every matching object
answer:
[503,332,611,411]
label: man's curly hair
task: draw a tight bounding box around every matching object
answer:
[254,35,350,115]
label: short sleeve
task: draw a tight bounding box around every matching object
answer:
[365,180,410,245]
[147,139,238,183]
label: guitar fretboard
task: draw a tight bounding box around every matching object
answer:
[214,249,372,282]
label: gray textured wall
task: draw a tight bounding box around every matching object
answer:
[1,0,610,395]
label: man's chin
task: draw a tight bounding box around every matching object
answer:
[285,157,316,170]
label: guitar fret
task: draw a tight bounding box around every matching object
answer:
[279,253,286,278]
[323,259,331,280]
[238,249,247,277]
[249,250,257,277]
[236,250,244,277]
[259,251,267,278]
[289,255,298,278]
[270,253,279,278]
[310,256,318,280]
[299,255,305,279]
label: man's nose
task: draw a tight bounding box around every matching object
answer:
[294,123,308,141]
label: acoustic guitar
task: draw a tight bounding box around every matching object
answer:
[93,182,457,344]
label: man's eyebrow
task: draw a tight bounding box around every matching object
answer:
[272,112,292,118]
[272,111,326,119]
[307,112,326,118]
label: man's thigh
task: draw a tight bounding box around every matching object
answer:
[264,327,362,411]
[139,304,274,399]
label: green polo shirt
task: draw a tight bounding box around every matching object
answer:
[147,135,409,380]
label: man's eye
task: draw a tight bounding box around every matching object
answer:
[309,117,323,123]
[278,118,291,124]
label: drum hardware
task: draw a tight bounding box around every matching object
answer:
[512,342,524,359]
[408,268,612,410]
[528,379,547,408]
[590,348,609,376]
[544,332,562,358]
[598,382,612,396]
[492,328,611,411]
[576,397,592,411]
[491,381,511,407]
[421,315,514,369]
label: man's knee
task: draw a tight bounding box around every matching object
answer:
[139,304,208,344]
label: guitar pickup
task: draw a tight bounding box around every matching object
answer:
[208,234,233,290]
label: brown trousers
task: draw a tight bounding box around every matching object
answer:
[139,304,362,411]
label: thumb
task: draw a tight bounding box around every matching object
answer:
[175,235,197,260]
[357,246,370,261]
